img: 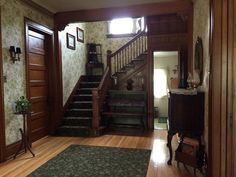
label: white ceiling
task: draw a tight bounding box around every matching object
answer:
[31,0,175,13]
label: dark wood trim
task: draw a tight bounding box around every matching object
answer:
[55,1,193,30]
[63,77,83,114]
[0,7,6,163]
[147,49,154,130]
[187,9,193,72]
[226,1,234,177]
[19,0,54,17]
[24,18,57,143]
[209,0,232,176]
[233,1,236,176]
[54,30,63,127]
[5,141,22,160]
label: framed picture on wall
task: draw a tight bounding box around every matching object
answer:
[77,27,84,43]
[66,33,76,50]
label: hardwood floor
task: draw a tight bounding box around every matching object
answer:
[0,130,202,177]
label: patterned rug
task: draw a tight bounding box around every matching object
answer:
[28,145,151,177]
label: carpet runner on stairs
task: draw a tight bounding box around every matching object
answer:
[57,75,101,137]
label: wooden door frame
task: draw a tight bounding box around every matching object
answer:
[232,0,236,176]
[209,0,234,176]
[24,18,57,143]
[0,7,6,163]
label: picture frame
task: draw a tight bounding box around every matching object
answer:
[77,27,84,43]
[66,33,76,50]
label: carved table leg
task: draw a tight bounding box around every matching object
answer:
[167,131,174,165]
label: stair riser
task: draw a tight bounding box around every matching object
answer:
[80,83,99,88]
[70,102,92,109]
[110,107,144,113]
[73,96,92,101]
[81,76,101,82]
[77,89,92,94]
[63,118,92,126]
[57,128,90,137]
[66,111,93,117]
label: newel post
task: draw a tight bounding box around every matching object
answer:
[92,89,100,135]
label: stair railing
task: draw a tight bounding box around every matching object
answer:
[107,31,147,76]
[91,67,112,134]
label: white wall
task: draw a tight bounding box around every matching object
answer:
[61,23,87,105]
[153,52,178,117]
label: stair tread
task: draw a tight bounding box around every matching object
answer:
[79,88,94,90]
[74,94,92,96]
[68,108,93,111]
[103,111,144,116]
[64,116,92,119]
[81,81,100,84]
[59,125,91,129]
[72,101,92,103]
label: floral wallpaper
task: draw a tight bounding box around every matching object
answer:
[193,0,210,150]
[86,21,133,67]
[1,0,53,145]
[61,23,87,105]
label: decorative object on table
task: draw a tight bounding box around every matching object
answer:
[15,96,31,114]
[66,33,76,50]
[9,46,21,63]
[192,72,201,89]
[28,145,151,177]
[14,96,35,159]
[187,72,193,89]
[126,78,134,90]
[76,27,84,43]
[194,37,203,85]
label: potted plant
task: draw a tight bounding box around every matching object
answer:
[15,96,31,114]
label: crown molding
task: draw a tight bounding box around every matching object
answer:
[19,0,54,17]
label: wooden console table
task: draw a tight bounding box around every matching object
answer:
[167,90,204,165]
[14,112,35,159]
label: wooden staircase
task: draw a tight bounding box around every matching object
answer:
[58,31,148,136]
[57,75,102,136]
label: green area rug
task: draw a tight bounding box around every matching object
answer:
[28,145,151,177]
[154,119,167,130]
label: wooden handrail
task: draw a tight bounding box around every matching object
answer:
[108,31,147,76]
[110,31,146,57]
[91,67,111,134]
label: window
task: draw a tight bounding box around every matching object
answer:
[108,17,145,37]
[154,69,168,98]
[109,18,134,35]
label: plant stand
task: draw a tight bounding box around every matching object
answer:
[14,112,35,159]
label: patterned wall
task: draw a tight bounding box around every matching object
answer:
[1,0,53,145]
[86,21,133,67]
[61,23,87,105]
[193,0,210,150]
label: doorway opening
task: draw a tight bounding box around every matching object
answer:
[153,51,179,130]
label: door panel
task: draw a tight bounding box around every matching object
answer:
[27,29,49,142]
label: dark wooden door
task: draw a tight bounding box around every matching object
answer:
[27,29,49,142]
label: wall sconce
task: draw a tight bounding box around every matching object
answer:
[9,46,21,63]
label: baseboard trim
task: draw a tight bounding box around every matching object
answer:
[5,140,23,160]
